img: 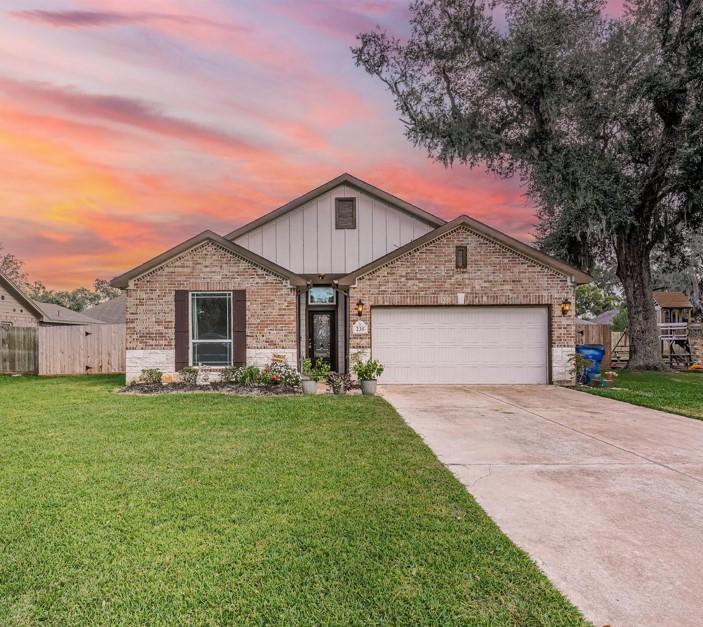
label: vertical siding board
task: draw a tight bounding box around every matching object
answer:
[275,217,290,269]
[248,228,263,256]
[357,193,374,267]
[400,215,415,246]
[317,192,332,272]
[303,201,317,274]
[289,210,304,273]
[386,205,400,249]
[330,189,346,273]
[262,222,277,262]
[343,187,360,272]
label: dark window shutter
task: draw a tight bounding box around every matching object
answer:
[455,245,467,269]
[233,290,246,366]
[174,290,189,371]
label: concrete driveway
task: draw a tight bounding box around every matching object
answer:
[380,385,703,627]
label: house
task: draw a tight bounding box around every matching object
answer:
[653,291,693,325]
[0,273,102,327]
[85,294,127,324]
[112,173,591,384]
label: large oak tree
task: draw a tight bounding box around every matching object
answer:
[353,0,703,369]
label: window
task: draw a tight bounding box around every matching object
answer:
[308,286,336,305]
[0,321,12,327]
[190,292,232,366]
[455,245,467,269]
[335,198,356,229]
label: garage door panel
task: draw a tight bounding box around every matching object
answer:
[372,307,548,384]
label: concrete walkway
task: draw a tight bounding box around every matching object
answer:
[380,385,703,627]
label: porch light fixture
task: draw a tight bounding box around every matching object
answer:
[356,299,364,318]
[560,298,572,316]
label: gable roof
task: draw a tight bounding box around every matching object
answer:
[111,230,307,289]
[653,291,692,309]
[37,302,103,325]
[338,214,592,286]
[85,294,126,324]
[0,273,45,320]
[224,173,446,241]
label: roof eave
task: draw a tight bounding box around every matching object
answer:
[111,230,306,289]
[224,173,446,241]
[339,215,592,287]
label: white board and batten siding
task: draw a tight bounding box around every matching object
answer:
[233,184,434,274]
[372,307,549,384]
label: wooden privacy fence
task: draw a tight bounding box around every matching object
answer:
[0,326,38,374]
[576,322,612,366]
[38,324,125,375]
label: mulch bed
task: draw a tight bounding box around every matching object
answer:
[118,383,300,396]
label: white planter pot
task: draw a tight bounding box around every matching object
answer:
[360,380,377,396]
[302,379,318,395]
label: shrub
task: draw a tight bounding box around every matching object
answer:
[179,367,198,385]
[302,358,330,382]
[265,362,301,388]
[326,372,352,394]
[569,353,594,385]
[140,368,163,385]
[352,359,384,381]
[235,366,261,387]
[220,366,238,384]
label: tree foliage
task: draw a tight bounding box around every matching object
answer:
[353,0,703,368]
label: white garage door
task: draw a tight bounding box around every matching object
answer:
[372,307,549,384]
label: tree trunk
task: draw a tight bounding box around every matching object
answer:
[615,230,663,370]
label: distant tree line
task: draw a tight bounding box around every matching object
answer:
[0,243,120,312]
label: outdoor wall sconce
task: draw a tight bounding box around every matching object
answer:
[356,299,364,318]
[560,298,572,316]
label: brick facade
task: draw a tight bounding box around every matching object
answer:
[125,241,297,381]
[0,284,38,327]
[347,225,576,383]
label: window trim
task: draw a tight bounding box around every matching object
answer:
[335,197,357,230]
[189,291,233,367]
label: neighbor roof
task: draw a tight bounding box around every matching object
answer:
[85,294,126,324]
[338,215,592,286]
[36,302,103,325]
[224,173,446,241]
[591,308,620,325]
[111,230,307,289]
[653,291,692,309]
[0,272,45,319]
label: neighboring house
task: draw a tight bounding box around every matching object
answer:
[576,308,619,327]
[0,273,102,327]
[85,294,127,324]
[653,291,693,324]
[112,173,590,384]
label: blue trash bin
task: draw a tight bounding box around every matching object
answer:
[575,344,605,384]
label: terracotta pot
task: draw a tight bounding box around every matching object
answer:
[360,380,377,396]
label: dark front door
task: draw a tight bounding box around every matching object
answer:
[308,310,336,369]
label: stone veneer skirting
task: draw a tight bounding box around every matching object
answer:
[126,348,298,383]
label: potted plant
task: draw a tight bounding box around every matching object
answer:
[325,372,352,395]
[301,358,330,395]
[352,358,384,395]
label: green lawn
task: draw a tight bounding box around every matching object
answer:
[582,370,703,420]
[0,375,584,626]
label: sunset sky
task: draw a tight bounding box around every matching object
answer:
[0,0,624,289]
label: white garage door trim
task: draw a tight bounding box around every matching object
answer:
[371,306,550,385]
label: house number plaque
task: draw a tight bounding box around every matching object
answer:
[352,320,368,335]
